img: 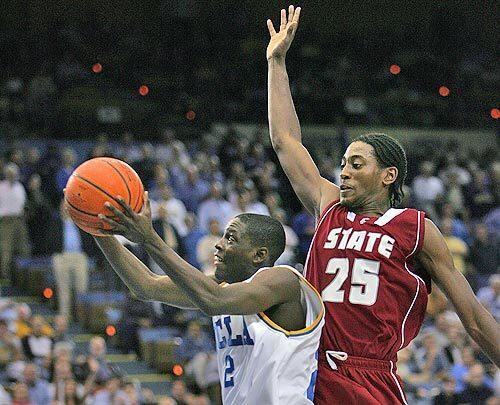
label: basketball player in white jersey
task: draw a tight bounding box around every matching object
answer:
[92,192,325,404]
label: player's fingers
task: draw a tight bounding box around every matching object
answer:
[142,191,151,215]
[98,214,121,229]
[114,196,135,217]
[293,6,301,24]
[280,8,286,30]
[267,19,276,36]
[287,21,298,36]
[288,5,294,22]
[104,202,127,222]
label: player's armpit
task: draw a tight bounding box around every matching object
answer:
[417,219,500,367]
[207,266,301,316]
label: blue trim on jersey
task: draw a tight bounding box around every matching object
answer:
[306,368,317,401]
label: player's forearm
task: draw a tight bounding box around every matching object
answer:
[268,58,302,147]
[93,236,195,309]
[143,232,224,315]
[463,304,500,367]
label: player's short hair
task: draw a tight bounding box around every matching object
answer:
[236,213,285,265]
[355,133,407,207]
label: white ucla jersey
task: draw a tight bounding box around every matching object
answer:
[212,266,325,405]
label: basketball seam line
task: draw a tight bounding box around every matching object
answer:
[103,160,132,205]
[65,197,100,217]
[72,172,123,207]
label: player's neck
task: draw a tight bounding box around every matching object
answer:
[352,200,391,217]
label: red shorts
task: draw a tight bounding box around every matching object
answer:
[314,354,408,404]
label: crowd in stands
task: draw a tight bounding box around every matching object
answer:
[1,3,498,141]
[0,126,498,403]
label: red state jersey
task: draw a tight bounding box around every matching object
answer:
[305,200,429,363]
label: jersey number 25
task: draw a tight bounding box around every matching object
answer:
[322,258,380,306]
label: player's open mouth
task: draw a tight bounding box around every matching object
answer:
[214,253,224,264]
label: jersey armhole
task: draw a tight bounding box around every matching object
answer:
[415,210,426,255]
[317,199,340,227]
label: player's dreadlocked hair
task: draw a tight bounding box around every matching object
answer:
[355,133,407,207]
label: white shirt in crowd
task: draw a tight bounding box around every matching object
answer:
[0,180,26,217]
[150,197,188,237]
[412,175,444,203]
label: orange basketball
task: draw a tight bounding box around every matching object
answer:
[64,157,144,235]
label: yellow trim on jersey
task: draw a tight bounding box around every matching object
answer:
[258,267,325,337]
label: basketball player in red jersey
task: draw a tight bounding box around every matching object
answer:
[267,6,500,404]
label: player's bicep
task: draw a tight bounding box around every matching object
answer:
[418,220,479,320]
[214,268,299,315]
[273,137,339,216]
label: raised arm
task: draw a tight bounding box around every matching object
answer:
[267,6,339,217]
[98,194,300,316]
[417,219,500,367]
[93,235,197,309]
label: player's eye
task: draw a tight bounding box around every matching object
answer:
[228,235,236,242]
[352,163,362,169]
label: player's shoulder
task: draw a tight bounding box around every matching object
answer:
[252,265,302,286]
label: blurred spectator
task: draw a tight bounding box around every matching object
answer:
[477,275,500,322]
[172,165,209,213]
[197,182,234,232]
[196,219,222,275]
[170,379,193,405]
[432,375,461,404]
[175,321,213,365]
[414,330,449,378]
[21,363,50,405]
[456,363,495,404]
[134,143,157,188]
[11,381,33,405]
[151,184,188,237]
[469,224,499,286]
[55,148,77,193]
[273,210,298,266]
[0,319,21,368]
[292,209,315,264]
[24,174,54,256]
[439,203,471,245]
[440,218,469,274]
[411,161,444,221]
[52,201,89,320]
[87,336,112,383]
[451,346,477,391]
[150,204,183,275]
[465,170,496,219]
[439,154,471,187]
[444,172,466,214]
[181,213,206,269]
[116,132,143,164]
[0,163,30,282]
[20,316,53,364]
[52,315,71,345]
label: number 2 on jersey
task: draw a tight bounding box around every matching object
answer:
[322,258,380,305]
[224,355,235,387]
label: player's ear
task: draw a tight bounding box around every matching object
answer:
[382,167,398,187]
[253,247,269,265]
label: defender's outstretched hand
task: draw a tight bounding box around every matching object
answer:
[98,191,155,244]
[266,5,301,61]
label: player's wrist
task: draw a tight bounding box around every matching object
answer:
[267,55,286,66]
